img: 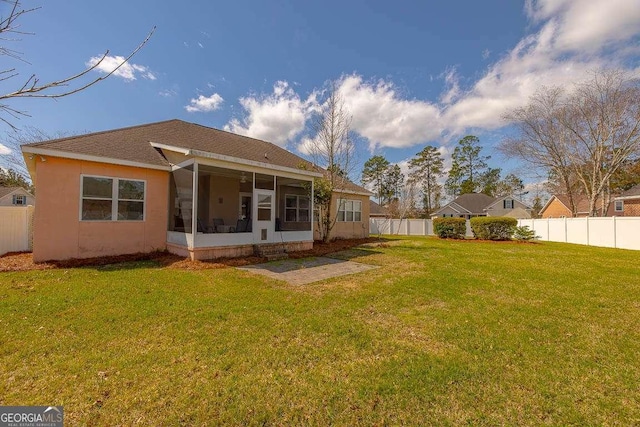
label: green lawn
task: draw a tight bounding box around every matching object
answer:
[1,237,639,425]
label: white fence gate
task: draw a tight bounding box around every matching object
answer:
[0,206,34,256]
[369,216,640,251]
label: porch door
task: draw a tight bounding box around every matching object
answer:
[254,189,275,243]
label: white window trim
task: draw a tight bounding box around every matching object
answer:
[337,198,363,222]
[284,194,310,222]
[615,200,624,212]
[79,174,147,222]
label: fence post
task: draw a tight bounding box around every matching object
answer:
[586,216,589,247]
[613,216,617,249]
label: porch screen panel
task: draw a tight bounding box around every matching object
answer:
[169,165,194,233]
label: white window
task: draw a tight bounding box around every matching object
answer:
[12,194,26,205]
[615,200,624,212]
[503,199,514,209]
[81,175,145,221]
[338,199,362,222]
[285,194,310,222]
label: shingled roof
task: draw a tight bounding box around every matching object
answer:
[23,119,316,171]
[22,119,371,195]
[617,184,640,199]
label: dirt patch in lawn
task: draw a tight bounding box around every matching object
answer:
[0,237,387,273]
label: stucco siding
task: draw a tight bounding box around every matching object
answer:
[314,193,370,240]
[33,156,168,262]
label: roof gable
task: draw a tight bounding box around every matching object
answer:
[0,186,32,200]
[486,194,532,210]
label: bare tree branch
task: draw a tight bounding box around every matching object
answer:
[0,0,155,128]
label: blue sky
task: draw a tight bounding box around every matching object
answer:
[2,0,640,188]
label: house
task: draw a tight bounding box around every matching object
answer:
[0,186,35,206]
[369,200,389,218]
[431,193,532,219]
[540,194,618,218]
[613,184,640,216]
[21,119,371,262]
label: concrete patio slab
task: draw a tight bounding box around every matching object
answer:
[236,256,378,285]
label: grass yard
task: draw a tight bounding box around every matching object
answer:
[1,237,639,425]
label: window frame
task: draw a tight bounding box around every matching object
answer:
[80,174,146,222]
[614,200,624,212]
[337,198,362,222]
[284,194,310,222]
[12,194,26,205]
[503,199,514,209]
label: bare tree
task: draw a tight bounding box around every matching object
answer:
[503,70,640,216]
[0,0,155,128]
[307,83,356,242]
[390,180,417,234]
[0,126,72,179]
[561,70,640,216]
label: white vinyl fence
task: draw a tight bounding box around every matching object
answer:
[0,206,34,256]
[370,218,474,238]
[369,216,640,251]
[518,217,640,251]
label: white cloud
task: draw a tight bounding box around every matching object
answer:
[86,55,156,81]
[185,93,224,112]
[226,0,640,151]
[0,143,11,155]
[224,81,319,148]
[158,89,177,97]
[337,74,442,151]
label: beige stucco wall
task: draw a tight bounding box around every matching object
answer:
[314,193,370,240]
[32,156,169,262]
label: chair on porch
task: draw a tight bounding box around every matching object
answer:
[197,219,215,233]
[235,218,252,233]
[212,218,225,232]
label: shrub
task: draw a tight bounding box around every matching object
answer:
[433,217,467,239]
[470,217,517,240]
[513,225,539,241]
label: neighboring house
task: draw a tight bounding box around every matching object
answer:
[540,194,617,218]
[369,200,389,218]
[21,119,371,262]
[613,184,640,216]
[0,186,35,206]
[431,193,532,219]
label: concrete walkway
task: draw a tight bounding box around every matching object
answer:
[236,256,378,285]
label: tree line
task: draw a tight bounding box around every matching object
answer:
[362,135,528,218]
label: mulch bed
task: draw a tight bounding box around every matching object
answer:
[0,237,386,273]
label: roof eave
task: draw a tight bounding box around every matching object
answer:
[150,142,322,178]
[21,146,172,173]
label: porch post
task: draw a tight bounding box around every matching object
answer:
[192,161,199,247]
